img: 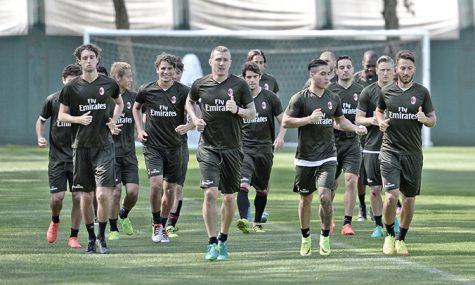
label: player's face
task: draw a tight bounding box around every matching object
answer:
[336,59,354,81]
[363,58,377,77]
[309,65,330,89]
[209,51,231,77]
[117,68,133,89]
[62,75,77,85]
[173,68,183,81]
[244,70,261,91]
[156,61,175,83]
[377,62,394,84]
[396,59,415,84]
[78,50,98,73]
[251,55,266,72]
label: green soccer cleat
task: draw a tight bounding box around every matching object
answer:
[383,235,396,255]
[251,223,266,233]
[236,218,251,234]
[166,226,179,238]
[119,217,134,235]
[107,231,120,240]
[395,240,409,255]
[371,226,384,238]
[217,241,229,261]
[319,235,331,256]
[300,236,312,256]
[205,243,218,261]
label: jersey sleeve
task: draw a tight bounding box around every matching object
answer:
[273,78,280,93]
[422,87,434,113]
[135,87,147,104]
[333,95,344,118]
[39,96,53,121]
[377,90,387,110]
[357,86,371,113]
[188,80,200,102]
[110,81,120,99]
[285,93,301,117]
[59,84,71,107]
[180,85,191,107]
[270,93,284,116]
[239,81,253,106]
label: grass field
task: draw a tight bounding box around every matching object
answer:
[0,146,474,284]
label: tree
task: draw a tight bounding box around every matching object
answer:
[112,0,135,69]
[382,0,415,57]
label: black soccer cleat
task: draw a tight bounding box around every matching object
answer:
[96,238,110,254]
[86,239,96,254]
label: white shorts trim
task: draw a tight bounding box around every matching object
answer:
[294,157,337,167]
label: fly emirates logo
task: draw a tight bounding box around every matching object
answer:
[79,98,107,112]
[342,102,357,115]
[150,105,177,117]
[117,113,133,124]
[388,107,417,120]
[312,113,333,126]
[204,99,227,112]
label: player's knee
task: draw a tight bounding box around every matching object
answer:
[370,187,381,197]
[345,174,358,186]
[256,189,268,197]
[95,191,109,204]
[204,189,218,202]
[386,192,399,204]
[51,193,64,205]
[239,184,249,192]
[71,192,81,204]
[300,194,313,206]
[222,194,235,204]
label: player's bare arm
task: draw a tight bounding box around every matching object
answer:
[35,117,47,148]
[282,108,323,129]
[58,103,92,126]
[375,107,390,132]
[355,110,378,126]
[335,115,367,136]
[185,97,206,132]
[416,107,437,128]
[273,113,286,150]
[132,101,148,142]
[107,95,124,135]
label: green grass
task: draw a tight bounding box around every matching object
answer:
[0,146,474,284]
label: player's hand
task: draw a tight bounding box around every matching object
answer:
[193,118,206,132]
[308,108,323,124]
[78,111,93,126]
[137,130,148,142]
[379,118,390,132]
[416,107,427,123]
[355,125,367,136]
[273,137,284,151]
[175,124,189,135]
[371,116,379,126]
[107,118,122,135]
[226,95,238,114]
[37,137,47,148]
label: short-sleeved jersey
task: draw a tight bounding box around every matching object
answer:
[285,89,343,161]
[377,82,434,155]
[136,81,189,149]
[328,81,364,138]
[40,91,73,162]
[189,74,253,150]
[357,82,384,151]
[260,73,279,94]
[113,89,137,157]
[242,88,283,147]
[59,75,120,148]
[354,71,378,88]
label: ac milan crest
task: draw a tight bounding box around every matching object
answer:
[171,96,177,104]
[410,96,416,105]
[126,102,131,109]
[227,88,234,97]
[99,87,105,95]
[353,93,358,101]
[264,83,269,90]
[327,101,333,110]
[261,101,267,110]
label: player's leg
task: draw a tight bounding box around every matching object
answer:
[160,181,176,242]
[250,151,273,232]
[167,142,188,235]
[341,143,362,235]
[316,161,336,256]
[68,191,82,248]
[236,151,254,233]
[46,161,69,244]
[357,162,367,221]
[108,183,122,240]
[365,153,384,238]
[47,191,65,243]
[119,182,138,235]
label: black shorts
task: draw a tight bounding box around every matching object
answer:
[72,144,116,192]
[358,156,367,186]
[48,161,74,193]
[335,137,362,178]
[177,141,189,187]
[363,152,382,186]
[293,161,337,195]
[115,151,139,185]
[143,145,182,183]
[196,147,243,194]
[240,146,274,191]
[380,151,423,197]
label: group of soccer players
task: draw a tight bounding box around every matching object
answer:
[36,42,436,260]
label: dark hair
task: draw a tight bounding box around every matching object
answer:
[61,64,82,79]
[172,55,184,72]
[396,50,415,64]
[246,49,267,63]
[336,55,353,67]
[307,59,328,71]
[97,65,108,76]
[74,44,102,62]
[242,62,261,77]
[155,52,176,68]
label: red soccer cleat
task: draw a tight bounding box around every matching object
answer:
[68,237,82,248]
[341,224,355,235]
[47,221,59,243]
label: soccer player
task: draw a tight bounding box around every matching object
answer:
[107,62,139,240]
[36,64,82,248]
[247,49,279,94]
[235,62,286,234]
[185,46,256,261]
[327,55,364,235]
[355,55,395,237]
[375,50,436,255]
[132,53,191,244]
[282,59,366,256]
[58,44,123,254]
[303,50,337,89]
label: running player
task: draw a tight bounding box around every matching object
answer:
[132,53,191,244]
[36,64,82,248]
[58,44,123,254]
[282,59,366,256]
[107,62,139,240]
[247,49,279,94]
[185,46,256,261]
[303,50,337,88]
[235,62,286,234]
[328,55,364,235]
[376,50,436,254]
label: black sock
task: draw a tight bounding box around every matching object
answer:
[358,193,366,207]
[254,192,268,222]
[374,215,383,227]
[168,200,183,227]
[218,232,228,242]
[119,208,130,219]
[109,218,118,232]
[152,212,161,224]
[397,227,408,241]
[385,223,395,237]
[86,223,96,241]
[343,216,352,225]
[52,215,60,223]
[321,229,330,237]
[70,228,79,238]
[301,228,310,238]
[98,222,107,240]
[237,189,250,219]
[159,217,168,228]
[397,199,402,208]
[209,236,218,244]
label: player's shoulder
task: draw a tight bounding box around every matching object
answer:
[352,81,365,92]
[324,88,340,101]
[263,73,276,81]
[290,88,309,101]
[173,81,191,95]
[327,82,339,91]
[46,91,61,101]
[98,74,117,85]
[260,88,278,100]
[138,81,156,92]
[412,82,430,95]
[362,82,378,93]
[192,74,212,86]
[381,82,397,94]
[228,74,247,85]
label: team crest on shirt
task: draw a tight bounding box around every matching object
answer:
[227,88,234,97]
[264,83,269,90]
[99,87,105,96]
[327,101,333,110]
[171,96,177,104]
[353,93,358,101]
[126,102,131,109]
[262,102,267,110]
[410,96,416,105]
